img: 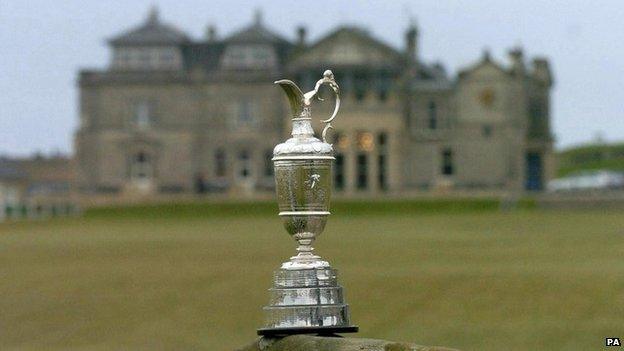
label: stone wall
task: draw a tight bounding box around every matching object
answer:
[238,336,458,351]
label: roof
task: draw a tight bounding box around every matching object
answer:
[109,7,190,46]
[181,42,226,72]
[0,159,26,181]
[225,10,288,44]
[288,26,404,70]
[410,62,452,91]
[457,49,510,78]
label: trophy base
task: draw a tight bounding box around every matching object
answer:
[257,325,359,336]
[258,266,357,335]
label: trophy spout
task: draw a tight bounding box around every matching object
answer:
[275,70,341,143]
[275,79,306,118]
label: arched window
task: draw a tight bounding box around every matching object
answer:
[236,149,252,180]
[428,101,437,130]
[131,152,152,179]
[130,151,154,192]
[441,148,454,175]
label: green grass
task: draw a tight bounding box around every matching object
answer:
[84,198,502,219]
[1,202,623,350]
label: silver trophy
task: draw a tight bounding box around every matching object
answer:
[257,70,358,336]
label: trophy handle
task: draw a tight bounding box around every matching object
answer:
[303,70,340,143]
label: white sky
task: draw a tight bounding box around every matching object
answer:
[1,0,623,156]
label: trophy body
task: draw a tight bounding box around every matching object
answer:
[257,71,357,336]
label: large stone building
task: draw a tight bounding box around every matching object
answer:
[75,8,554,196]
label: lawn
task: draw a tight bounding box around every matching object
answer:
[0,201,622,350]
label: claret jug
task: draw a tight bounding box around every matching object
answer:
[257,70,358,336]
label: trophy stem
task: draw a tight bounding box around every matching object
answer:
[280,232,329,269]
[295,233,315,254]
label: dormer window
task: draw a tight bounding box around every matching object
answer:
[159,51,175,65]
[113,47,182,70]
[108,7,188,71]
[139,50,151,66]
[222,44,277,69]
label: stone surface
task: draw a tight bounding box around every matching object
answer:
[237,335,459,351]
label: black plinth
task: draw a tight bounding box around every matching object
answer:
[257,325,359,337]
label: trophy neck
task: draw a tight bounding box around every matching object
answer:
[291,107,315,139]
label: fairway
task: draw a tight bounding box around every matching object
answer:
[1,202,623,350]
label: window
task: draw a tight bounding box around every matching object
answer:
[378,90,388,102]
[377,71,391,102]
[131,152,151,179]
[334,153,345,191]
[222,44,277,69]
[355,89,366,101]
[215,149,226,177]
[482,125,492,138]
[378,154,387,191]
[428,101,437,130]
[237,149,251,179]
[377,133,387,150]
[237,100,254,125]
[354,71,368,102]
[525,152,543,191]
[116,49,130,66]
[195,173,207,194]
[139,50,151,66]
[264,149,273,177]
[378,132,388,191]
[357,153,368,190]
[129,151,154,192]
[442,148,454,176]
[528,100,547,137]
[134,101,151,129]
[159,51,175,65]
[253,49,270,64]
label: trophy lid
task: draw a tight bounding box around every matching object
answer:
[273,70,340,160]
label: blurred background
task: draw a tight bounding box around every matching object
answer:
[0,1,623,350]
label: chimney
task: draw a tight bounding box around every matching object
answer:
[296,26,307,47]
[482,48,492,62]
[206,25,217,42]
[254,8,263,26]
[146,5,159,25]
[508,47,525,76]
[532,57,553,87]
[405,19,418,62]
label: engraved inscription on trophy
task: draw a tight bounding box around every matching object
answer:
[306,174,320,189]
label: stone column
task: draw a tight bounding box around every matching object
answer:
[369,150,379,193]
[344,132,357,195]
